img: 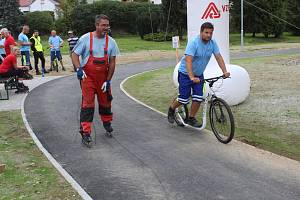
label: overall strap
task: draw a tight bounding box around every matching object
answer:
[104,34,109,62]
[89,32,93,56]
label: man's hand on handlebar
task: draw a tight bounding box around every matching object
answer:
[190,77,201,84]
[223,71,230,78]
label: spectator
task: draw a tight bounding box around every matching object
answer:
[1,28,16,55]
[0,46,32,80]
[30,30,48,75]
[18,25,33,71]
[67,30,79,72]
[48,30,65,71]
[0,32,6,64]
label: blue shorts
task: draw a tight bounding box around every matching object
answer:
[50,50,62,61]
[177,72,204,104]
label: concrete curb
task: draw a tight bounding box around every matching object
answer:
[21,76,93,200]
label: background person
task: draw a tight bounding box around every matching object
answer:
[48,30,65,71]
[1,28,16,55]
[0,46,32,80]
[0,32,6,64]
[67,30,79,72]
[30,30,48,75]
[18,25,32,70]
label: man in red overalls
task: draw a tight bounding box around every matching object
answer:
[72,14,119,145]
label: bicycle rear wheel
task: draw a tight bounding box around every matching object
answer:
[54,60,58,72]
[209,98,235,144]
[174,103,189,127]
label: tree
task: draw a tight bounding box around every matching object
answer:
[161,0,187,39]
[24,11,54,35]
[287,0,300,35]
[0,0,22,36]
[230,0,288,38]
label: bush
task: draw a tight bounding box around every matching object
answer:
[70,1,163,37]
[24,11,54,35]
[143,32,174,41]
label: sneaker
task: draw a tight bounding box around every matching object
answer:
[103,122,113,133]
[167,107,175,124]
[18,82,29,90]
[36,71,42,75]
[82,133,92,144]
[187,117,202,128]
[43,69,49,73]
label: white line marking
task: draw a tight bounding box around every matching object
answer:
[21,77,93,200]
[119,69,300,163]
[120,69,167,117]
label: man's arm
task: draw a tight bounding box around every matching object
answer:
[107,56,116,81]
[13,62,28,70]
[214,54,230,77]
[186,55,200,83]
[71,52,80,70]
[60,37,64,46]
[30,38,36,52]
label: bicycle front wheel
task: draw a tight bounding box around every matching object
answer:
[209,98,235,144]
[174,103,189,127]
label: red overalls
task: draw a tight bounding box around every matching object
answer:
[80,32,113,135]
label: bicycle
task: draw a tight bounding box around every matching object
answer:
[49,46,64,72]
[51,50,59,72]
[173,75,235,144]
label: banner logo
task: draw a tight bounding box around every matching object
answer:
[202,2,221,19]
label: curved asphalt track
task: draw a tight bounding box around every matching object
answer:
[24,59,300,200]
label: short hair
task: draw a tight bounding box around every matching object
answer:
[0,28,8,33]
[95,14,110,24]
[34,30,39,33]
[201,22,214,32]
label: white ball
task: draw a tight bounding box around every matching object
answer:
[173,62,251,106]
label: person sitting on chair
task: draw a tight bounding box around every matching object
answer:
[0,46,32,80]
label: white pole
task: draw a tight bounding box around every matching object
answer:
[241,0,244,50]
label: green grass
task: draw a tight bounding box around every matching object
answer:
[229,32,300,46]
[38,33,300,55]
[0,111,81,200]
[123,54,300,161]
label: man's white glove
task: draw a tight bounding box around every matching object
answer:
[101,80,111,93]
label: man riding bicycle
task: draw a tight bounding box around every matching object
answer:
[168,22,230,128]
[48,30,65,71]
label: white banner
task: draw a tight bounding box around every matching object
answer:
[187,0,230,65]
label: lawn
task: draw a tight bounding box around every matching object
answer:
[123,54,300,161]
[38,32,300,55]
[0,110,81,199]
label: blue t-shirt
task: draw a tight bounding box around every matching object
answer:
[48,36,63,51]
[73,33,120,68]
[179,35,220,76]
[18,33,30,52]
[0,38,5,55]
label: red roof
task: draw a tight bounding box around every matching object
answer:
[19,0,33,7]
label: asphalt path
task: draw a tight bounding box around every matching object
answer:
[24,57,300,199]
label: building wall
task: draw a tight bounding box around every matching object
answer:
[29,0,57,12]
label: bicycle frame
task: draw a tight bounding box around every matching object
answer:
[175,77,222,131]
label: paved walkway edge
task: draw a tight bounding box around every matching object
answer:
[120,69,300,164]
[21,77,93,200]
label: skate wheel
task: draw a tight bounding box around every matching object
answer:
[105,131,112,138]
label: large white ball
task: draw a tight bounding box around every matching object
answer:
[173,62,251,106]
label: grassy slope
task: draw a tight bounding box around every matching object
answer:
[39,33,300,55]
[0,111,81,200]
[123,54,300,161]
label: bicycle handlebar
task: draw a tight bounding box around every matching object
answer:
[205,75,230,87]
